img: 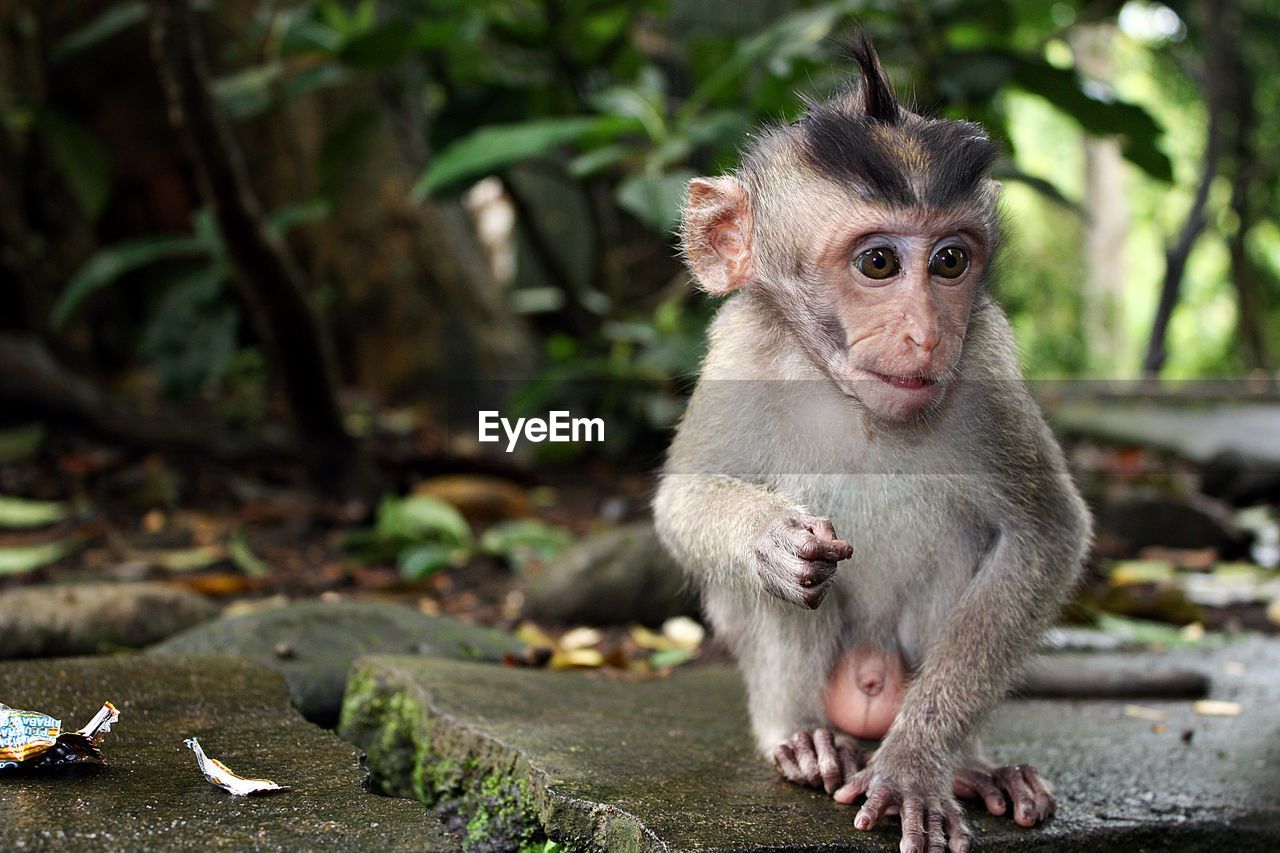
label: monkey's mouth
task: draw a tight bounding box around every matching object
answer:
[867,371,935,391]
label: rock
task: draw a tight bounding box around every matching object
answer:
[522,522,698,626]
[341,639,1280,851]
[0,654,457,850]
[150,600,523,727]
[1091,491,1246,556]
[0,582,217,659]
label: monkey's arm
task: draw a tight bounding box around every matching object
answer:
[837,414,1091,835]
[655,470,852,608]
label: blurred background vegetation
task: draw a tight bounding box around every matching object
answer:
[2,0,1278,491]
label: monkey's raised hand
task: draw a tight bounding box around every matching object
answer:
[753,515,853,609]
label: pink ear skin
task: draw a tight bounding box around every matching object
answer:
[681,177,755,295]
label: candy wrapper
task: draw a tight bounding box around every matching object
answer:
[0,700,119,770]
[184,737,290,796]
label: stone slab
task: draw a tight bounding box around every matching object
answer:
[341,639,1280,851]
[0,654,457,851]
[151,600,523,727]
[0,582,217,658]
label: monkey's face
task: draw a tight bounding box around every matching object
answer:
[806,212,986,421]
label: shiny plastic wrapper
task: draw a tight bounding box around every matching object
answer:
[0,700,119,770]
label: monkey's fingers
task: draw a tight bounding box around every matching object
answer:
[772,743,806,786]
[789,731,822,788]
[940,799,972,853]
[853,783,896,830]
[836,745,864,790]
[811,729,843,794]
[1018,764,1055,823]
[798,537,853,562]
[899,797,926,853]
[993,765,1041,827]
[833,767,871,805]
[953,768,1006,816]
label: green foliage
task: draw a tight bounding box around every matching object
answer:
[479,519,574,572]
[32,108,111,218]
[414,116,641,199]
[53,235,208,330]
[52,1,149,63]
[346,494,474,579]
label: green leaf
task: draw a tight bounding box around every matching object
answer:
[0,495,74,529]
[139,265,238,397]
[33,108,110,218]
[228,529,272,578]
[480,519,574,571]
[0,423,46,464]
[649,648,695,669]
[412,116,640,200]
[376,494,473,548]
[397,543,454,580]
[616,169,696,234]
[0,536,83,577]
[52,1,149,62]
[1094,613,1218,648]
[53,235,207,329]
[1003,56,1172,181]
[266,198,332,237]
[213,62,284,121]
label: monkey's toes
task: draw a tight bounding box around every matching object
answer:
[989,764,1054,826]
[771,729,862,794]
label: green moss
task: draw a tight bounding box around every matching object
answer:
[342,663,543,851]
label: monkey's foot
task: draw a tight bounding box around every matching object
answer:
[835,765,972,853]
[771,729,866,795]
[953,762,1054,827]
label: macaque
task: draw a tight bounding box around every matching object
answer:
[653,35,1092,853]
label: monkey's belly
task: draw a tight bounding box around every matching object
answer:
[822,646,908,740]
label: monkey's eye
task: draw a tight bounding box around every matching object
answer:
[855,247,900,280]
[930,246,969,279]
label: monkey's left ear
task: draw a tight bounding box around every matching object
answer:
[680,177,754,295]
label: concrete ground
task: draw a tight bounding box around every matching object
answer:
[342,636,1280,851]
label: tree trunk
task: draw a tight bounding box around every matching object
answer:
[149,0,366,496]
[1143,0,1227,377]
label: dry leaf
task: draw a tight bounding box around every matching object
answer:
[1123,704,1166,722]
[630,625,677,651]
[549,648,605,670]
[1192,700,1241,717]
[515,621,557,649]
[661,616,705,651]
[559,626,603,650]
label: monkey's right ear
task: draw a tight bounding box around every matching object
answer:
[681,177,754,295]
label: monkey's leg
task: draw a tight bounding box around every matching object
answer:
[953,750,1055,827]
[773,728,868,795]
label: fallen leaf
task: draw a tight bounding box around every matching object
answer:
[515,621,557,649]
[0,536,83,576]
[413,475,532,522]
[1123,704,1166,722]
[1267,597,1280,627]
[650,648,695,669]
[1192,700,1241,717]
[1108,560,1175,587]
[154,545,226,572]
[0,423,45,463]
[228,530,272,578]
[0,495,74,529]
[549,648,605,669]
[630,624,678,651]
[662,616,705,651]
[559,626,603,650]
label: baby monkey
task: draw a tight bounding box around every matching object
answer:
[654,35,1091,853]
